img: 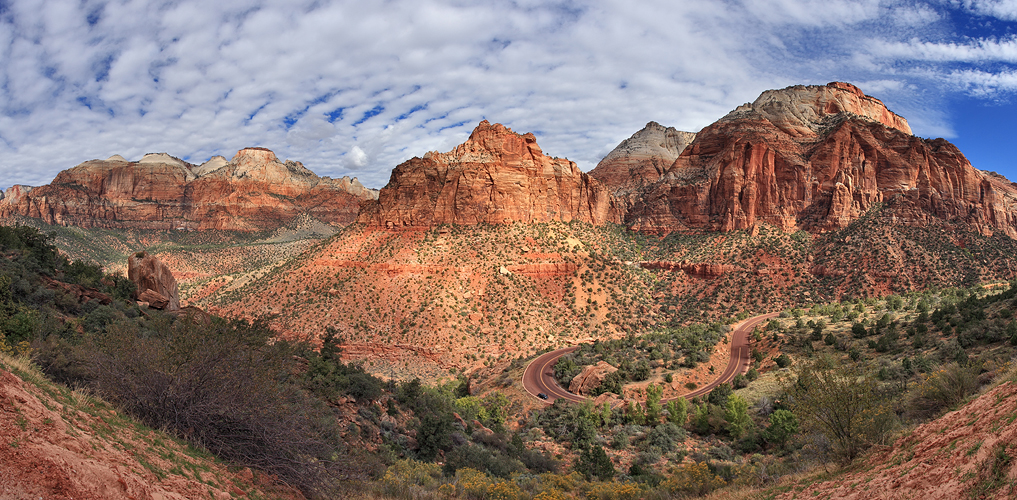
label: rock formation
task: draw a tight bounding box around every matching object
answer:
[358,120,619,229]
[589,121,695,212]
[128,251,180,310]
[569,361,618,396]
[626,82,1017,238]
[0,148,378,231]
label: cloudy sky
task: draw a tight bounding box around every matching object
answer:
[2,0,1017,191]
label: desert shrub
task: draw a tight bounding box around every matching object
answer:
[89,315,354,497]
[659,461,726,496]
[303,327,383,403]
[707,382,732,405]
[575,444,615,480]
[781,357,895,463]
[642,422,686,453]
[583,481,646,500]
[454,467,494,498]
[907,363,981,419]
[443,443,525,478]
[536,400,599,447]
[380,459,442,491]
[774,353,792,368]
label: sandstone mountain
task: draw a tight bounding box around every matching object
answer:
[624,82,1017,238]
[358,120,619,229]
[0,148,378,231]
[589,121,695,212]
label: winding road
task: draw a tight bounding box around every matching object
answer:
[522,312,779,404]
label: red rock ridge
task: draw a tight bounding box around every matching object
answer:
[626,82,1017,238]
[358,120,620,229]
[0,149,378,231]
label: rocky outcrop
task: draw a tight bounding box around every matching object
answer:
[0,185,32,206]
[639,261,736,279]
[589,121,695,212]
[505,262,578,278]
[569,361,618,396]
[41,276,112,306]
[128,251,180,311]
[626,82,1017,238]
[358,120,619,229]
[0,148,378,231]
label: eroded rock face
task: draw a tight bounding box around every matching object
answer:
[359,120,619,229]
[569,361,618,396]
[0,148,378,231]
[128,251,180,311]
[589,121,695,212]
[626,82,1017,237]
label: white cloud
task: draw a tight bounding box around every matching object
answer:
[954,0,1017,20]
[346,145,368,169]
[0,0,1012,190]
[874,36,1017,62]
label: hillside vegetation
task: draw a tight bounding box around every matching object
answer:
[5,222,1017,498]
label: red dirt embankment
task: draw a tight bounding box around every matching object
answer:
[780,380,1017,499]
[0,362,303,500]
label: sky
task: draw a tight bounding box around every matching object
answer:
[2,0,1017,191]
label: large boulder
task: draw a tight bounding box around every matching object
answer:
[569,361,619,396]
[128,252,180,311]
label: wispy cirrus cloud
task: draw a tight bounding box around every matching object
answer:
[1,0,1016,190]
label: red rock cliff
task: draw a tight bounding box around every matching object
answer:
[626,82,1017,238]
[0,150,378,231]
[359,120,619,229]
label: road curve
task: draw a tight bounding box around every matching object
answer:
[521,312,780,404]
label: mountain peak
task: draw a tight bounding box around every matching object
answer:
[360,121,618,229]
[721,82,912,137]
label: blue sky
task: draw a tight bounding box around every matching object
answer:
[1,0,1017,191]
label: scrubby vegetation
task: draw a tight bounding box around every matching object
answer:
[6,216,1017,499]
[553,322,731,395]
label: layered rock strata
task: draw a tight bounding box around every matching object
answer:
[590,121,695,212]
[359,120,619,229]
[0,149,377,231]
[626,82,1017,237]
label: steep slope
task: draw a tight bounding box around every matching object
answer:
[0,149,378,231]
[358,120,619,229]
[589,121,695,211]
[189,222,661,379]
[626,82,1017,237]
[779,380,1017,500]
[0,355,302,500]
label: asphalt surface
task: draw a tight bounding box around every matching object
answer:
[521,312,780,404]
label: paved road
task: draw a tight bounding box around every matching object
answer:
[521,312,779,404]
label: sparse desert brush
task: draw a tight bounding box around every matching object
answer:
[659,461,726,496]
